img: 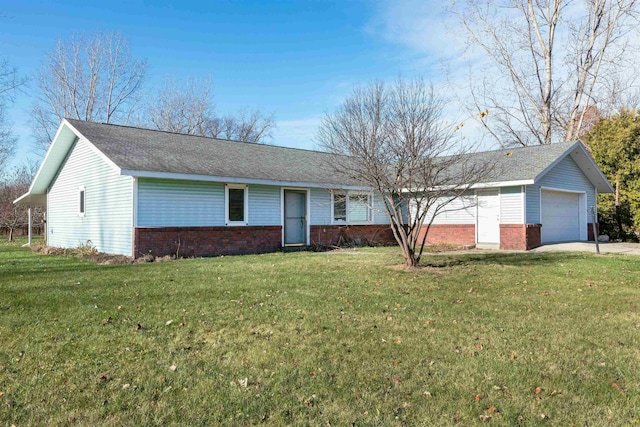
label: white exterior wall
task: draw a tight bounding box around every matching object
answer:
[47,138,133,256]
[499,186,524,224]
[424,192,476,225]
[138,181,389,228]
[526,156,596,224]
[137,179,225,226]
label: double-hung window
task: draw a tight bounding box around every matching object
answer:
[225,184,248,225]
[332,191,372,223]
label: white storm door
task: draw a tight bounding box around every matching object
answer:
[477,189,500,244]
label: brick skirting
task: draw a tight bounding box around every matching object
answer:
[309,225,396,247]
[420,224,476,246]
[500,224,542,250]
[134,226,282,258]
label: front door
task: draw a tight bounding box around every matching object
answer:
[477,189,500,244]
[284,190,307,246]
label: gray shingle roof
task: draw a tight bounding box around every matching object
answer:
[446,140,580,183]
[67,119,581,186]
[67,119,362,187]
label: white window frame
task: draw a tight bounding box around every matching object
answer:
[225,184,248,226]
[331,190,373,224]
[78,186,86,217]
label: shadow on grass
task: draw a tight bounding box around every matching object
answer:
[420,251,591,268]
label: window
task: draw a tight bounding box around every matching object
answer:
[225,184,248,225]
[332,191,372,223]
[333,192,347,222]
[78,187,85,217]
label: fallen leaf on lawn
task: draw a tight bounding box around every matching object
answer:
[169,365,177,372]
[166,320,173,326]
[510,353,517,360]
[486,406,497,413]
[474,394,481,401]
[392,376,401,384]
[136,324,142,330]
[611,382,624,395]
[117,306,122,311]
[479,414,491,422]
[535,386,541,395]
[454,413,460,422]
[0,392,4,397]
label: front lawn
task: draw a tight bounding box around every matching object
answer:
[0,241,638,425]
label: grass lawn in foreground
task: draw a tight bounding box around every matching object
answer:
[0,240,639,425]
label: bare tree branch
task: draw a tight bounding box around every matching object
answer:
[451,0,639,145]
[31,31,147,152]
[317,78,493,267]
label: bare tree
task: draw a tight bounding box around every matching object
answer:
[0,164,41,241]
[146,76,275,143]
[452,0,639,146]
[0,59,27,172]
[147,77,215,135]
[32,31,147,151]
[205,108,275,143]
[317,78,492,267]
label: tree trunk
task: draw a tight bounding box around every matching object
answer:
[8,228,13,242]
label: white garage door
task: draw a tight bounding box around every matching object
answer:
[541,190,581,243]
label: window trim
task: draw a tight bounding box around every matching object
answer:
[78,186,86,217]
[331,190,373,224]
[225,184,248,226]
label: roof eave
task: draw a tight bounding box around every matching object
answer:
[533,141,614,193]
[120,169,373,191]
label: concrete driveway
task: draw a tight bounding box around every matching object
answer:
[530,241,640,255]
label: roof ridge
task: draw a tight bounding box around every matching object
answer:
[65,118,334,156]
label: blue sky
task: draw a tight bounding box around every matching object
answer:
[1,0,460,167]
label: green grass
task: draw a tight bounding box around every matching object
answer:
[1,239,639,426]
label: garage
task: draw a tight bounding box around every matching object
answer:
[541,189,584,243]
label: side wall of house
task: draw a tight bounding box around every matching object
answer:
[135,180,394,257]
[47,138,133,256]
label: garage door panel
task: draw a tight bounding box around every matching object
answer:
[541,190,580,243]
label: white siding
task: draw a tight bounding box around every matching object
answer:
[420,192,476,225]
[47,138,133,256]
[137,179,225,226]
[537,156,596,207]
[310,188,390,225]
[526,185,541,223]
[500,186,523,224]
[309,188,332,225]
[248,185,281,226]
[372,193,391,224]
[527,156,596,224]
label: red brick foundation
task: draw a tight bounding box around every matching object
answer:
[420,224,476,246]
[587,223,599,241]
[134,226,282,258]
[500,224,541,250]
[309,225,396,247]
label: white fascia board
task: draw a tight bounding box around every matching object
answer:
[533,142,614,193]
[119,169,372,191]
[26,119,122,196]
[26,120,73,195]
[401,179,534,192]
